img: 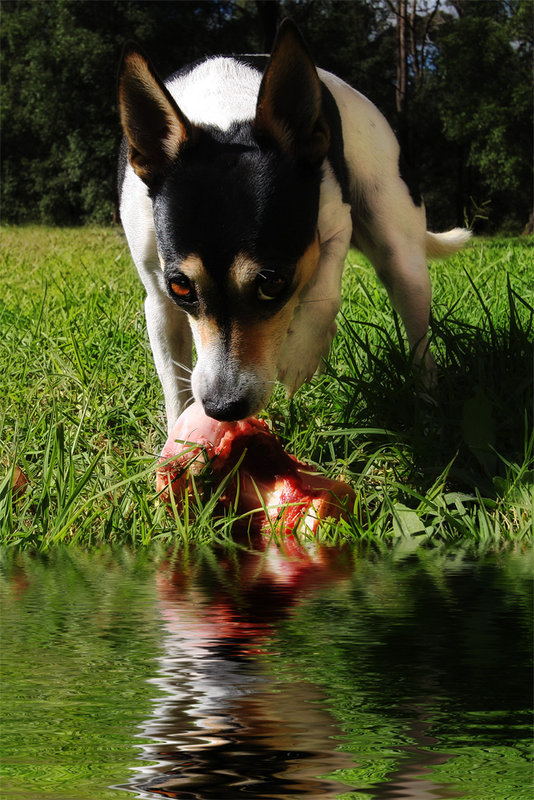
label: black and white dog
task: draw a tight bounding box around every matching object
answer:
[118,20,470,431]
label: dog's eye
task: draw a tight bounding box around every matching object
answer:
[169,275,195,303]
[257,276,287,301]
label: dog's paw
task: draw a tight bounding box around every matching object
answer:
[412,347,438,391]
[277,317,337,396]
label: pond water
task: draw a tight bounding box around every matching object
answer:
[0,542,532,800]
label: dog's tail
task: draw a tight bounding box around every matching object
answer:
[426,228,472,259]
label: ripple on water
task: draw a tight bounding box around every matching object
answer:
[1,544,532,800]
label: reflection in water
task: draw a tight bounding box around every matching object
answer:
[2,545,530,800]
[363,703,461,800]
[120,543,483,800]
[122,545,357,798]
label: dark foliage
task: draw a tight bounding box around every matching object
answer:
[1,0,532,231]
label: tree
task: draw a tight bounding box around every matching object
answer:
[434,0,533,230]
[0,0,262,224]
[1,0,117,223]
[1,0,530,231]
[379,0,532,231]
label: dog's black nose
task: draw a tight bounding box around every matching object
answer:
[203,397,250,422]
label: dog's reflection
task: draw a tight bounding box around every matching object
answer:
[125,542,355,799]
[123,541,459,799]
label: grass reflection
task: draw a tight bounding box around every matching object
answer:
[1,543,532,800]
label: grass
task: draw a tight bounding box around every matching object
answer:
[0,225,532,548]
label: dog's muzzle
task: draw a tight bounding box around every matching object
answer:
[192,360,267,422]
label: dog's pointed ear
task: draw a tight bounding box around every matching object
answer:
[118,44,191,185]
[255,19,329,164]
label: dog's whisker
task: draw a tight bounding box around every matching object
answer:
[297,297,338,304]
[182,396,196,412]
[171,360,193,374]
[257,269,277,280]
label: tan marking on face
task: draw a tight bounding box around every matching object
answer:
[188,315,221,352]
[158,250,209,290]
[228,300,297,375]
[228,235,320,297]
[179,254,208,287]
[189,236,321,411]
[226,235,321,370]
[228,253,261,292]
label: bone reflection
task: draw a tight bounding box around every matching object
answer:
[122,542,356,799]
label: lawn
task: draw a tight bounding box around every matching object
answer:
[1,226,532,547]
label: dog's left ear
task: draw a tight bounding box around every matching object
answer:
[255,19,329,164]
[118,43,192,185]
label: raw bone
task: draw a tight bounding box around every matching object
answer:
[156,401,355,534]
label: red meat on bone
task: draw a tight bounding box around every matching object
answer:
[156,401,355,534]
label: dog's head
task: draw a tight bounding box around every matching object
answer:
[119,20,329,420]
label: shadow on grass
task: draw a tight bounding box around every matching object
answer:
[331,281,533,499]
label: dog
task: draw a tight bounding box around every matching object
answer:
[118,19,470,432]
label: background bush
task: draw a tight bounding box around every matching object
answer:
[1,0,532,232]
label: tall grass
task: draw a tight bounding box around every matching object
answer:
[1,226,532,547]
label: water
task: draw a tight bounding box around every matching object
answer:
[0,543,532,800]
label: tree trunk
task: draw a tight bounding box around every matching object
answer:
[456,143,467,228]
[396,0,408,114]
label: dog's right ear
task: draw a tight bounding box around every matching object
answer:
[118,44,191,185]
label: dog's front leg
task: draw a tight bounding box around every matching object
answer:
[144,293,193,432]
[120,178,193,432]
[277,201,352,396]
